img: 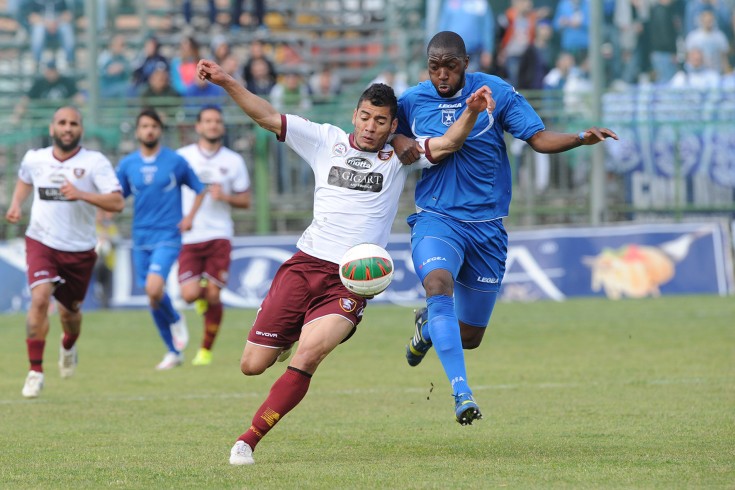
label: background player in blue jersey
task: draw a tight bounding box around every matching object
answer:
[393,31,618,425]
[116,108,206,370]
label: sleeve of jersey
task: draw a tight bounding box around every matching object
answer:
[232,155,251,192]
[17,151,33,183]
[278,114,325,169]
[411,137,435,169]
[502,91,545,141]
[115,160,131,198]
[93,154,123,194]
[182,157,205,193]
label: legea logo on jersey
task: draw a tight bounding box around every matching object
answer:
[49,173,65,185]
[332,143,347,157]
[441,109,456,126]
[345,157,372,170]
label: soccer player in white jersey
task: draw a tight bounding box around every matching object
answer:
[177,106,251,366]
[198,58,494,465]
[5,106,125,398]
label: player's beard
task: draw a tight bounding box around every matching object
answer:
[53,133,81,153]
[204,135,223,145]
[141,138,159,149]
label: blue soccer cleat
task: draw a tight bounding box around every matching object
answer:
[405,307,432,367]
[454,393,482,425]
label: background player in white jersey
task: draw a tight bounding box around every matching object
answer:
[5,106,125,398]
[197,58,493,465]
[177,105,251,367]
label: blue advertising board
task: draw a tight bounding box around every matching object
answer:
[0,221,732,314]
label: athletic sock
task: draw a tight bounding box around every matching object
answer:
[158,292,180,324]
[202,302,223,350]
[27,338,45,372]
[150,307,177,353]
[238,366,312,450]
[62,333,79,350]
[426,295,471,396]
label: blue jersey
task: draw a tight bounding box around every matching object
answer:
[116,147,204,248]
[397,72,544,222]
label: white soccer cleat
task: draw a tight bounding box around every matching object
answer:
[277,344,293,363]
[229,441,255,465]
[155,352,183,371]
[171,315,189,352]
[22,370,45,398]
[59,342,78,378]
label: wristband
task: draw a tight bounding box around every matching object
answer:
[578,131,586,142]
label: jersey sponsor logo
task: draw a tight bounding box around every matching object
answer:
[255,330,278,338]
[328,167,384,192]
[378,150,393,161]
[332,142,347,157]
[38,187,69,201]
[477,276,499,284]
[73,168,85,178]
[438,103,462,109]
[345,157,372,170]
[419,256,447,269]
[340,297,357,313]
[441,109,456,126]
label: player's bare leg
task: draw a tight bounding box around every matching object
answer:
[22,283,53,397]
[57,302,81,378]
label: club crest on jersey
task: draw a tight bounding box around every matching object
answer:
[346,157,372,170]
[73,168,85,178]
[441,109,456,126]
[340,298,357,313]
[219,167,228,175]
[332,143,347,157]
[378,150,393,161]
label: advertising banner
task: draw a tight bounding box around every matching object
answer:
[0,221,732,314]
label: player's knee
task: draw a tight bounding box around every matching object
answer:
[240,358,267,376]
[461,338,482,349]
[423,272,454,297]
[180,289,199,304]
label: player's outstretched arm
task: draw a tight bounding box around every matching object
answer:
[5,180,33,223]
[197,59,282,135]
[427,85,495,161]
[527,127,619,154]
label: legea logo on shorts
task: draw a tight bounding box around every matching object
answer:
[255,330,278,338]
[477,276,499,284]
[419,256,447,269]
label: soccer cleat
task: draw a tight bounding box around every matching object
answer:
[191,348,212,366]
[194,298,208,316]
[405,307,432,366]
[171,315,189,352]
[277,344,293,363]
[155,352,183,370]
[22,370,45,398]
[454,393,483,425]
[229,440,255,465]
[58,341,78,378]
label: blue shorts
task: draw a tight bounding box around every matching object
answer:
[408,212,507,327]
[132,245,181,288]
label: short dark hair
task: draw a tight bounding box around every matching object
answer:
[427,31,467,58]
[196,105,223,121]
[357,83,397,119]
[136,107,163,128]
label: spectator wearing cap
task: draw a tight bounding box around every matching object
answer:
[12,60,82,124]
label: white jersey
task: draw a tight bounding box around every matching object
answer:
[280,114,433,264]
[18,146,122,252]
[178,144,251,244]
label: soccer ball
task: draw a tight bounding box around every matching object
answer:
[339,243,394,297]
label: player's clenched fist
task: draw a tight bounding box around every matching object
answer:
[197,59,228,86]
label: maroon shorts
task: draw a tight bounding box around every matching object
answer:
[178,239,232,288]
[25,236,97,312]
[247,251,368,349]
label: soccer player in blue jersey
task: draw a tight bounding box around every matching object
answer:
[116,108,207,370]
[394,31,618,425]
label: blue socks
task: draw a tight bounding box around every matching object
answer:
[426,295,471,396]
[151,293,179,353]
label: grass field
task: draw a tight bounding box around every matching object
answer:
[0,296,733,489]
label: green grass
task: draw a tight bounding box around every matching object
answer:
[1,296,733,489]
